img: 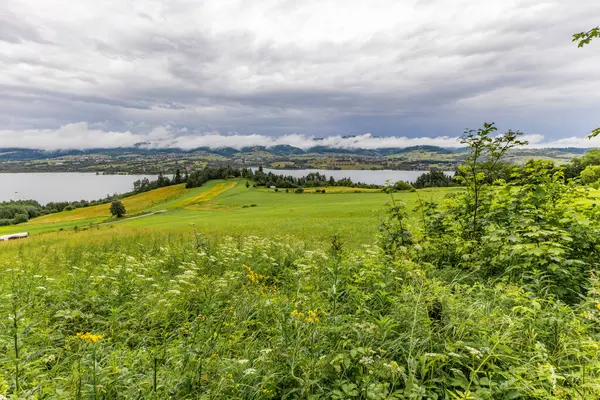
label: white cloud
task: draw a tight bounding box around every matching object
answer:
[0,0,599,139]
[1,124,599,151]
[0,123,147,150]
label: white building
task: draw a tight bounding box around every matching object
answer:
[0,232,29,241]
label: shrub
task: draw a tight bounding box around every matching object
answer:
[580,165,600,184]
[295,188,304,193]
[392,180,413,191]
[12,213,29,224]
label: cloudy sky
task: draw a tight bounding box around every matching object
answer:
[0,0,599,150]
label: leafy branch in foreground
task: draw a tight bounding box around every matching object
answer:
[573,26,599,138]
[573,26,599,48]
[454,122,527,240]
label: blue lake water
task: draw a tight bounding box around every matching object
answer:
[0,170,454,204]
[0,173,156,204]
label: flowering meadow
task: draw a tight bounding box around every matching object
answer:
[2,126,600,399]
[0,228,599,399]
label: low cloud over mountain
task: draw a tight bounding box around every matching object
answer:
[0,0,599,144]
[1,123,600,151]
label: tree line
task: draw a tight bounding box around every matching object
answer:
[186,166,382,190]
[8,150,600,227]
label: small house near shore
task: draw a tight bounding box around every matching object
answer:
[0,232,29,242]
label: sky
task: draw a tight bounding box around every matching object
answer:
[0,0,599,150]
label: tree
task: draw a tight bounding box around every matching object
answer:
[174,169,182,184]
[455,122,527,239]
[110,200,126,218]
[413,169,454,188]
[156,173,171,187]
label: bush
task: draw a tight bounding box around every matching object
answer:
[295,188,304,193]
[0,219,11,226]
[580,165,600,184]
[392,180,413,191]
[12,213,29,224]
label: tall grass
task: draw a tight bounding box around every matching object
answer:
[0,232,599,398]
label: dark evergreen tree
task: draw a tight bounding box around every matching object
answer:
[174,169,182,184]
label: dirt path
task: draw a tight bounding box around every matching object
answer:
[98,210,167,226]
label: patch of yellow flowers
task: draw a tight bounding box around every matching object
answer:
[76,332,103,344]
[243,264,264,285]
[291,308,325,323]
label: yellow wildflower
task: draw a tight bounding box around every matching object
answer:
[305,309,321,323]
[291,308,323,323]
[76,332,103,344]
[242,264,264,285]
[597,303,600,310]
[178,327,190,335]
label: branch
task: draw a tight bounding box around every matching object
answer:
[588,127,600,139]
[573,27,599,48]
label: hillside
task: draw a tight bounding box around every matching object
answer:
[0,145,591,174]
[0,180,457,245]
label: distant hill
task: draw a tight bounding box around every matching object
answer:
[0,145,591,163]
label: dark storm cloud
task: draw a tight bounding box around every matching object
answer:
[0,0,598,149]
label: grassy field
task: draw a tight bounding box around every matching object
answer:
[1,176,599,398]
[0,180,459,246]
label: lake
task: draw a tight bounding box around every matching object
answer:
[0,170,453,204]
[0,173,156,204]
[258,169,454,186]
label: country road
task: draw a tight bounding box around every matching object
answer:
[99,210,167,226]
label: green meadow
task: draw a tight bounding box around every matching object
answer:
[0,180,459,246]
[2,163,600,398]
